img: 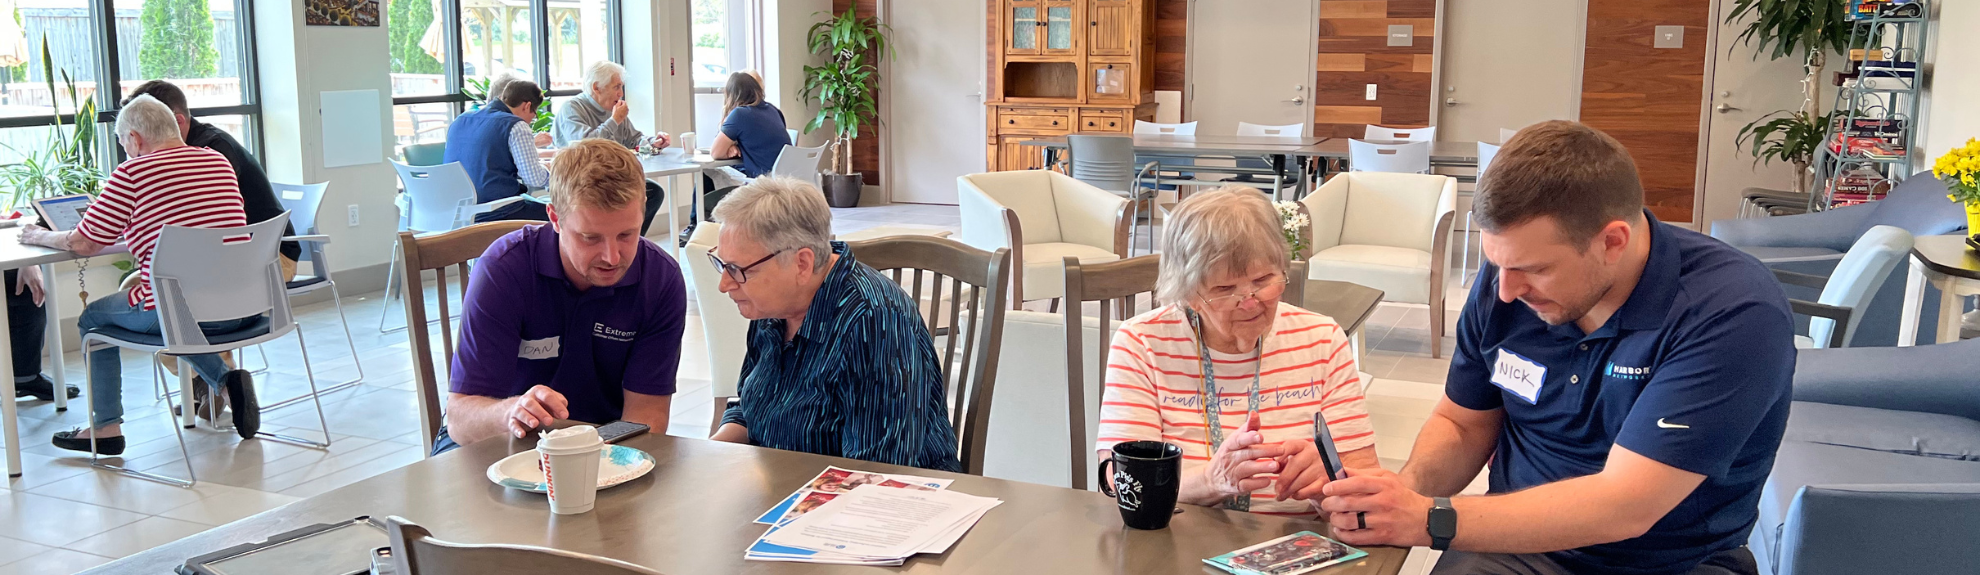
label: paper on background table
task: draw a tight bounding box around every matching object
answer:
[763,485,1000,560]
[320,89,384,168]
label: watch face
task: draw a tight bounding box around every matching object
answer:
[1429,500,1458,536]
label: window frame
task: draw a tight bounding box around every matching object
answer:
[690,0,762,95]
[392,0,624,116]
[0,0,265,160]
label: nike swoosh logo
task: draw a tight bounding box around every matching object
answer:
[1657,418,1690,429]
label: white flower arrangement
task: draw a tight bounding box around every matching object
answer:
[1275,200,1310,260]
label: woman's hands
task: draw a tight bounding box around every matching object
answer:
[1181,412,1287,505]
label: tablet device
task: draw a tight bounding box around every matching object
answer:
[1312,411,1347,482]
[31,194,92,231]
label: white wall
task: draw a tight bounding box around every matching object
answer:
[625,0,698,217]
[1922,0,1979,162]
[764,0,831,147]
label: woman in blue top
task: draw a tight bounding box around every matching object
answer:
[711,72,791,181]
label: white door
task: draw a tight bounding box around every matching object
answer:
[885,0,984,205]
[1435,0,1583,144]
[1695,1,1811,228]
[1188,0,1315,134]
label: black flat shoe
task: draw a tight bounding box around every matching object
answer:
[51,428,124,455]
[14,375,78,401]
[223,369,259,439]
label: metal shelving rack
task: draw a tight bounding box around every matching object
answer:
[1809,0,1932,212]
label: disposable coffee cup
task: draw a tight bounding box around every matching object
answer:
[679,132,697,154]
[537,425,604,515]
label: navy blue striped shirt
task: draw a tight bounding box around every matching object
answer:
[720,242,962,472]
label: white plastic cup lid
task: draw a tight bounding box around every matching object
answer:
[536,425,602,454]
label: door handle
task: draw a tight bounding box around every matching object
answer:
[1284,96,1305,105]
[1715,103,1741,113]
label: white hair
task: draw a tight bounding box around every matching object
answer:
[585,60,626,96]
[1156,186,1289,305]
[116,95,182,145]
[710,176,834,271]
[487,71,527,102]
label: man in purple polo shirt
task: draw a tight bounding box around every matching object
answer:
[432,139,686,454]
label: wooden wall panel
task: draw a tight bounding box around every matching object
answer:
[838,0,882,185]
[1579,0,1708,223]
[1152,0,1186,91]
[1312,0,1436,138]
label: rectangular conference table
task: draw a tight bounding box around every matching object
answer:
[639,149,739,258]
[84,434,1409,575]
[0,225,126,478]
[1021,134,1326,199]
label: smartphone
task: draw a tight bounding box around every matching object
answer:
[597,420,650,444]
[1312,412,1346,481]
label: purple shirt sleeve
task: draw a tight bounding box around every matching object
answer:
[449,237,531,398]
[618,249,688,397]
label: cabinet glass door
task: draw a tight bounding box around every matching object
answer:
[1009,2,1039,54]
[1045,5,1074,51]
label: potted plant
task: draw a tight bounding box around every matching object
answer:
[0,38,104,214]
[800,8,891,208]
[1725,0,1855,194]
[1933,139,1980,250]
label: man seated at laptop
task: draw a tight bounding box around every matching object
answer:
[21,95,259,454]
[445,79,553,223]
[431,139,686,453]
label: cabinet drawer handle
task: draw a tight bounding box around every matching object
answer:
[1108,122,1117,127]
[1008,119,1015,124]
[1052,120,1059,125]
[1087,121,1095,127]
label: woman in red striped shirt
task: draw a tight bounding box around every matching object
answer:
[1096,186,1379,517]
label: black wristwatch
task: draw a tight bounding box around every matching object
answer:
[1428,497,1456,551]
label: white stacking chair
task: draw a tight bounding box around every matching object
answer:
[681,223,749,434]
[1132,120,1196,135]
[1461,142,1502,288]
[1300,172,1457,358]
[83,214,333,487]
[1365,125,1437,142]
[265,182,366,406]
[1349,139,1431,174]
[1230,122,1306,196]
[1500,127,1520,144]
[957,171,1129,310]
[1238,122,1304,137]
[766,143,828,185]
[786,128,800,146]
[380,161,528,333]
[1132,121,1201,193]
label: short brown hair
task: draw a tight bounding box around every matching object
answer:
[1475,120,1644,246]
[549,139,645,212]
[499,79,545,110]
[123,80,189,116]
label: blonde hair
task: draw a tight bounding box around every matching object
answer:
[1156,186,1289,304]
[549,139,645,212]
[710,176,834,271]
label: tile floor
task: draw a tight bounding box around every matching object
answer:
[0,203,1477,574]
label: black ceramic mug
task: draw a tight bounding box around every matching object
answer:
[1098,440,1183,530]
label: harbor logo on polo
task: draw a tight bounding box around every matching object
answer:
[594,323,636,342]
[1606,362,1653,381]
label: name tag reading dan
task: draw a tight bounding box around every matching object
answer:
[519,337,561,360]
[1491,348,1545,404]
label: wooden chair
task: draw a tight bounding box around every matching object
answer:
[386,516,666,575]
[399,221,532,456]
[1061,255,1159,490]
[844,235,1012,475]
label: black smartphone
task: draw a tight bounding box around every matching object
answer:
[1312,412,1347,481]
[597,420,650,444]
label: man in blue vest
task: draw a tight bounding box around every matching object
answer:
[445,79,552,222]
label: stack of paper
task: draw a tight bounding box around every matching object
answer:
[745,467,1001,565]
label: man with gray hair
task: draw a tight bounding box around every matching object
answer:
[554,60,670,235]
[706,177,960,472]
[21,94,258,455]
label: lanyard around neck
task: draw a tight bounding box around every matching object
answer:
[1183,306,1265,511]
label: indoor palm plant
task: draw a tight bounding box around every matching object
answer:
[1725,0,1855,194]
[800,8,890,208]
[0,38,104,214]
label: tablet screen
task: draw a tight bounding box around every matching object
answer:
[33,195,92,231]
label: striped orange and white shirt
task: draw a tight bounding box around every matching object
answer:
[1096,302,1374,515]
[76,145,246,310]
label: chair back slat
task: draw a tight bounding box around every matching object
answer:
[843,236,1011,475]
[399,221,532,455]
[1062,254,1160,490]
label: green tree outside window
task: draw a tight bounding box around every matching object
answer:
[137,0,219,80]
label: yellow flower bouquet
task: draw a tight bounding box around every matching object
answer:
[1932,139,1980,244]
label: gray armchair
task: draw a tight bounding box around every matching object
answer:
[1753,338,1980,575]
[1712,172,1968,346]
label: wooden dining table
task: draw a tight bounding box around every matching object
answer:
[82,433,1409,575]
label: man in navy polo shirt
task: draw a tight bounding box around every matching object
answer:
[432,139,686,453]
[1315,121,1794,575]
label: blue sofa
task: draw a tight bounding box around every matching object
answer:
[1712,172,1967,346]
[1751,338,1980,575]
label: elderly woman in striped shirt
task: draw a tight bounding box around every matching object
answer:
[1096,186,1379,516]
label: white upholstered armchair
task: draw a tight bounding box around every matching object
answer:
[1299,172,1457,357]
[957,171,1131,309]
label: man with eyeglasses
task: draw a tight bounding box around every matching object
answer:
[705,177,961,472]
[430,139,685,454]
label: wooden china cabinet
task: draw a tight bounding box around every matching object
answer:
[987,0,1157,171]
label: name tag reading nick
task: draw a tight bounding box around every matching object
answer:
[519,337,561,360]
[1491,348,1545,404]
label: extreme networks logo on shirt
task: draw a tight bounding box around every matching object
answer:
[593,323,636,342]
[1605,362,1653,381]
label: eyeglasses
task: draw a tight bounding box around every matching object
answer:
[1199,275,1289,311]
[708,247,784,285]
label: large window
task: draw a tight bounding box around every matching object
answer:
[0,0,260,166]
[389,0,621,150]
[691,0,756,140]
